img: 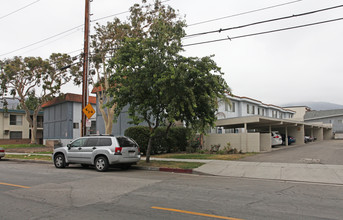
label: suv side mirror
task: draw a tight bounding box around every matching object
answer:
[67,144,71,149]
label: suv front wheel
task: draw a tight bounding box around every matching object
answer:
[54,154,66,168]
[95,156,109,172]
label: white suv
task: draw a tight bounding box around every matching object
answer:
[53,135,141,172]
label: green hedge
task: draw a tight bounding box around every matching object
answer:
[124,126,191,155]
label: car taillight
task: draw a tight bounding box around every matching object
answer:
[115,147,122,155]
[275,136,280,138]
[0,150,4,152]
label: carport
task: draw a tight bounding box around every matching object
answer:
[204,116,333,153]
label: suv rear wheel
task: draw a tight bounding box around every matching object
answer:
[95,156,109,172]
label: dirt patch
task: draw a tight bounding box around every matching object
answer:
[6,146,53,153]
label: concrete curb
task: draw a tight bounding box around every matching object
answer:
[2,158,51,164]
[4,158,198,175]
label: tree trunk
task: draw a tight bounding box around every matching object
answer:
[30,108,41,145]
[31,119,37,144]
[146,135,153,163]
[200,133,204,148]
[105,119,113,135]
[98,93,116,135]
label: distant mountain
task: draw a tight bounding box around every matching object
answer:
[282,102,343,111]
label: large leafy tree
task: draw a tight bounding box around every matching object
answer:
[108,0,230,162]
[0,54,78,144]
[90,19,130,134]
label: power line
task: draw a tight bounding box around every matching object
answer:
[0,0,41,21]
[0,0,172,58]
[183,17,343,47]
[19,28,82,56]
[188,0,303,27]
[0,0,299,58]
[186,4,343,38]
[0,24,83,57]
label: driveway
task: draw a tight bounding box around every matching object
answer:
[240,140,343,165]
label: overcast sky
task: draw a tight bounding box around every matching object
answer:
[1,0,343,106]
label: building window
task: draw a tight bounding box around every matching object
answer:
[226,102,235,112]
[10,115,22,125]
[231,102,236,112]
[10,131,22,139]
[90,121,96,134]
[262,109,265,116]
[247,104,254,114]
[272,110,277,118]
[73,123,79,129]
[338,120,343,124]
[247,104,255,114]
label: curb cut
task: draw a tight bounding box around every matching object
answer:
[159,167,193,174]
[134,166,194,174]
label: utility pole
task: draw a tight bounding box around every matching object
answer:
[82,0,90,137]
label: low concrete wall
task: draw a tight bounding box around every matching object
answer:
[324,129,333,140]
[0,139,31,145]
[260,133,271,152]
[44,139,73,147]
[204,133,261,153]
[335,133,343,139]
[245,133,260,152]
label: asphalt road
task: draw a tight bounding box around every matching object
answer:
[240,140,343,165]
[1,161,343,220]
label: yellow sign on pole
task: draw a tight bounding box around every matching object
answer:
[83,103,95,119]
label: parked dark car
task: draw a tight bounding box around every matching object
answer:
[281,135,296,145]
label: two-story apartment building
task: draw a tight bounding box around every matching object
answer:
[204,94,332,153]
[0,109,43,144]
[214,95,295,133]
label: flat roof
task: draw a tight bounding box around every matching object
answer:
[216,116,332,130]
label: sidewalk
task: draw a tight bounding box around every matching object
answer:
[148,157,343,185]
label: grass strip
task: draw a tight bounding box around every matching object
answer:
[5,154,52,161]
[0,144,45,149]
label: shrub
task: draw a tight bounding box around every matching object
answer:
[210,144,221,154]
[124,126,150,154]
[186,146,195,153]
[124,126,191,155]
